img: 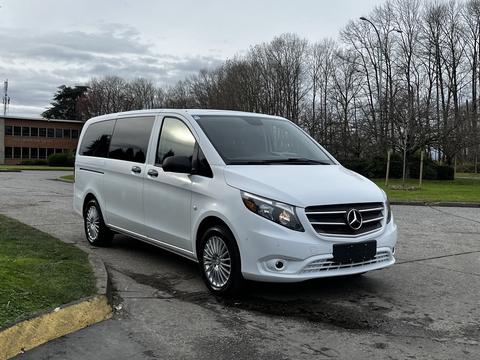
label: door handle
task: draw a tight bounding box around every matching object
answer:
[131,166,142,174]
[147,169,158,178]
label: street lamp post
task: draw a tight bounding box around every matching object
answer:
[360,17,383,127]
[359,17,402,154]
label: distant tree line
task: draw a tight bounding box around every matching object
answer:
[43,0,480,171]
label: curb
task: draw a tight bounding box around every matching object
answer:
[55,178,74,184]
[0,254,112,360]
[391,201,480,208]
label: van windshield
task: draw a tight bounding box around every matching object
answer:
[194,115,334,165]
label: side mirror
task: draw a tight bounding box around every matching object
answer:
[162,156,192,174]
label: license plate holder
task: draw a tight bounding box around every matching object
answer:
[332,240,377,264]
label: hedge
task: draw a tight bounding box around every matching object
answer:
[340,154,454,180]
[47,152,75,167]
[20,159,48,166]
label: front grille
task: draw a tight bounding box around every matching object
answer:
[305,202,384,236]
[301,250,391,273]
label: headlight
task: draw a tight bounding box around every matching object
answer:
[241,191,304,231]
[381,189,392,223]
[386,198,392,223]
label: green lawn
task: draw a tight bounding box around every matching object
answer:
[374,177,480,203]
[0,215,95,329]
[0,165,74,171]
[58,174,75,183]
[456,172,480,180]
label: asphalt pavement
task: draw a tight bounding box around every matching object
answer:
[0,171,479,359]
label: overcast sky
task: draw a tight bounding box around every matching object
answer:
[0,0,386,117]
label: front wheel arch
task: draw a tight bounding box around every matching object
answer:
[195,216,236,260]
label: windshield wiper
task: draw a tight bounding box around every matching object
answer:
[269,158,331,165]
[229,158,331,165]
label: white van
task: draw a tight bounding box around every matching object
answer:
[74,110,397,295]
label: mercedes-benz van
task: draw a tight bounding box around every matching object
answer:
[74,109,397,295]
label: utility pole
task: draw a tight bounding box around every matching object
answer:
[402,126,408,187]
[3,79,10,116]
[419,150,424,189]
[385,149,391,187]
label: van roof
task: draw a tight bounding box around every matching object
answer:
[86,109,286,123]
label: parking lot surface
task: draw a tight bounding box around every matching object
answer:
[1,171,479,359]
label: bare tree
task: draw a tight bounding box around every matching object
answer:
[73,0,480,171]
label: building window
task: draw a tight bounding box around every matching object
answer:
[31,148,38,159]
[63,128,71,138]
[5,147,12,158]
[22,127,30,137]
[5,125,12,136]
[14,126,21,136]
[39,128,46,137]
[39,148,46,159]
[47,148,54,157]
[13,147,21,158]
[55,148,62,154]
[47,128,54,138]
[72,129,79,139]
[31,127,38,137]
[55,128,63,138]
[22,147,29,159]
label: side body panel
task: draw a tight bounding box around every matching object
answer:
[143,114,194,252]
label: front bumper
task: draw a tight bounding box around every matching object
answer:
[237,211,398,283]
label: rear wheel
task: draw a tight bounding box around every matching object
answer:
[199,225,243,296]
[83,199,113,246]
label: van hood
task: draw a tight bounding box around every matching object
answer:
[223,165,385,207]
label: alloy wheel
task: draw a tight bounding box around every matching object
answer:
[86,205,100,242]
[203,236,232,289]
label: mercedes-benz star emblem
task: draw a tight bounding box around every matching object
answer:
[346,209,363,230]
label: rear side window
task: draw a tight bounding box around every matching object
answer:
[156,117,196,165]
[108,117,154,163]
[79,120,115,157]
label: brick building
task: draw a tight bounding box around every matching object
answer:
[0,115,84,165]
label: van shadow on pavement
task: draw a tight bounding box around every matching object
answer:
[107,235,450,343]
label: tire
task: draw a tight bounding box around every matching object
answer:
[83,199,113,246]
[198,225,243,296]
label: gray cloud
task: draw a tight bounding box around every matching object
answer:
[0,24,149,61]
[0,23,223,116]
[0,0,387,117]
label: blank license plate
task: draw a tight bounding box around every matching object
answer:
[332,240,377,264]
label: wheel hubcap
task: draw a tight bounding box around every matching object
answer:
[86,206,100,242]
[203,236,231,289]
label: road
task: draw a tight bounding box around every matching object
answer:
[0,171,479,359]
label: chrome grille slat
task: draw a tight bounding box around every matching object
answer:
[305,202,384,236]
[305,210,346,215]
[359,207,383,213]
[310,221,346,226]
[362,216,384,224]
[301,251,391,273]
